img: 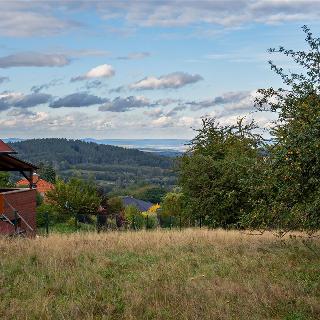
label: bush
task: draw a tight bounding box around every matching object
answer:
[142,212,158,229]
[0,172,13,188]
[179,119,263,229]
[46,177,101,220]
[124,205,144,229]
[107,197,124,216]
[36,203,61,227]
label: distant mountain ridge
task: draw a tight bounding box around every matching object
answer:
[2,138,25,143]
[3,138,188,156]
[8,138,177,192]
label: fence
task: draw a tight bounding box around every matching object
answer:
[38,211,204,236]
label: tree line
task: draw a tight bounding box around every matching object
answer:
[9,138,176,191]
[176,26,320,235]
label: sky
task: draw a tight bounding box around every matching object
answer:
[0,0,320,139]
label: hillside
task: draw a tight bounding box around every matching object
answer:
[1,229,319,319]
[9,139,176,191]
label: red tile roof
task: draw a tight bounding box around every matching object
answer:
[0,140,15,153]
[16,175,54,194]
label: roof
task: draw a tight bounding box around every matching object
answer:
[0,140,16,154]
[122,196,153,212]
[0,154,37,171]
[16,176,54,194]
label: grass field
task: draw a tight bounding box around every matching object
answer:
[0,229,319,320]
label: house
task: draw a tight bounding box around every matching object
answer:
[122,196,153,212]
[16,173,54,197]
[0,139,37,236]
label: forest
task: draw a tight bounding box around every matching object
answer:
[9,138,176,192]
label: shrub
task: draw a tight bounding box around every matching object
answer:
[124,205,144,229]
[36,203,61,227]
[46,177,101,220]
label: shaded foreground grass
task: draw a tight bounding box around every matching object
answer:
[0,229,319,320]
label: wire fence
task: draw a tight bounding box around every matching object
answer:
[38,212,204,236]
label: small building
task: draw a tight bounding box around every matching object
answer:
[122,196,153,212]
[0,140,37,236]
[17,173,54,197]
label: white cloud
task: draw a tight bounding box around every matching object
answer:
[0,92,51,111]
[151,116,172,127]
[187,91,255,112]
[1,1,320,38]
[116,52,150,60]
[130,72,203,90]
[0,6,79,37]
[143,108,164,118]
[71,64,115,82]
[0,52,70,68]
[49,92,107,108]
[144,105,186,118]
[0,111,49,128]
[94,1,320,28]
[2,110,113,134]
[99,96,151,112]
[151,115,201,128]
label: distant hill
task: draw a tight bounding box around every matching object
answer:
[4,138,187,156]
[3,138,25,143]
[9,138,177,192]
[83,138,187,156]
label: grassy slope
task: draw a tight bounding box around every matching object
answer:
[0,229,319,320]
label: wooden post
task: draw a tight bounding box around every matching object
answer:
[45,211,49,236]
[28,170,34,189]
[75,213,78,231]
[96,217,100,233]
[132,216,135,230]
[14,210,18,233]
[0,195,4,214]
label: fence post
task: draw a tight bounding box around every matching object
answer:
[75,213,78,231]
[14,210,18,233]
[132,216,135,230]
[146,215,149,230]
[96,216,100,234]
[199,216,202,229]
[179,214,182,231]
[169,215,172,230]
[45,211,49,236]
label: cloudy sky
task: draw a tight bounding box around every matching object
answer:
[0,0,319,139]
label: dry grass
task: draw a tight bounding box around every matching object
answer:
[0,229,319,320]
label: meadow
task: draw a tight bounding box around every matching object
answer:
[0,229,319,320]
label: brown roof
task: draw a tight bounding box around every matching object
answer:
[0,154,37,171]
[17,176,54,194]
[0,140,16,154]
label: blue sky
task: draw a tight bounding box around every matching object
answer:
[0,1,320,139]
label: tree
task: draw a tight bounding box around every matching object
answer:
[161,192,184,217]
[136,186,166,203]
[107,197,124,216]
[160,192,185,228]
[38,162,56,184]
[179,118,263,228]
[249,26,320,233]
[0,172,12,188]
[124,205,144,229]
[46,177,101,221]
